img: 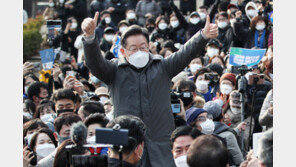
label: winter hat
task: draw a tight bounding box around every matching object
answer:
[189,12,200,18]
[186,107,207,125]
[220,73,236,87]
[203,101,222,120]
[245,2,258,21]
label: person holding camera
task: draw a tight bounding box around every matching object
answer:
[81,12,218,166]
[194,68,217,102]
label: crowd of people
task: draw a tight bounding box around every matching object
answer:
[23,0,273,167]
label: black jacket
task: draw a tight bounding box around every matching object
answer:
[89,0,110,17]
[218,25,234,54]
[108,158,137,167]
[186,21,205,41]
[169,2,188,44]
[234,18,270,49]
[109,0,128,25]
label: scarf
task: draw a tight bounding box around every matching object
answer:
[254,29,266,48]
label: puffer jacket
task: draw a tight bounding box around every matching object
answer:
[259,89,273,131]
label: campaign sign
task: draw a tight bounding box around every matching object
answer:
[39,48,55,70]
[229,47,266,67]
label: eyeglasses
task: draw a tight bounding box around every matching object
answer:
[125,45,149,53]
[196,114,213,122]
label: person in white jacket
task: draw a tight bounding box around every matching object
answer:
[74,34,85,64]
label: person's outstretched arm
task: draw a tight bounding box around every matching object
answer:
[81,12,117,85]
[163,16,218,79]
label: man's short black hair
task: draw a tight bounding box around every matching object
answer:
[173,79,197,93]
[27,82,48,100]
[170,126,202,147]
[199,5,208,10]
[187,135,229,167]
[54,112,81,134]
[79,100,105,118]
[121,25,149,47]
[51,89,76,103]
[218,12,229,19]
[106,115,146,154]
[84,113,109,128]
[100,10,111,17]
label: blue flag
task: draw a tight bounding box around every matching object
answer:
[39,48,55,70]
[229,47,266,67]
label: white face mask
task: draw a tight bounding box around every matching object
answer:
[198,13,206,20]
[158,23,168,30]
[247,10,256,17]
[256,24,266,31]
[171,21,179,28]
[174,155,189,167]
[200,119,215,134]
[87,136,96,144]
[230,106,241,115]
[220,84,233,95]
[59,0,64,3]
[119,26,128,33]
[49,2,55,7]
[71,22,78,29]
[105,34,114,42]
[100,96,109,104]
[23,112,32,119]
[269,73,273,80]
[105,17,111,24]
[207,48,219,58]
[190,64,202,73]
[127,51,150,69]
[127,13,136,20]
[24,86,29,94]
[190,18,200,24]
[218,21,228,29]
[36,143,55,158]
[41,113,53,123]
[196,80,209,91]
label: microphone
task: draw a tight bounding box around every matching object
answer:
[70,121,87,146]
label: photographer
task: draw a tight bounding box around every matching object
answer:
[194,68,216,102]
[106,115,146,167]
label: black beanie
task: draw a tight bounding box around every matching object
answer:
[207,63,224,76]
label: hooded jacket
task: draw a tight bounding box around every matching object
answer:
[214,122,244,166]
[83,30,209,167]
[245,2,258,21]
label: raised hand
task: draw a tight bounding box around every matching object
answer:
[203,15,218,39]
[81,12,99,38]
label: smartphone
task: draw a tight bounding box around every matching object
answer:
[171,103,181,113]
[46,20,62,39]
[66,71,77,79]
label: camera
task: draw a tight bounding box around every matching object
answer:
[204,72,220,87]
[248,74,265,85]
[170,90,193,113]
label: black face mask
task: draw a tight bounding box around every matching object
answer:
[56,109,74,116]
[147,26,154,33]
[180,92,193,107]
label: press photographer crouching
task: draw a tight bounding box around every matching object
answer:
[106,115,146,167]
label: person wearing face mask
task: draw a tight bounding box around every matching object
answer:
[214,73,237,112]
[204,101,244,166]
[82,13,218,166]
[194,68,216,102]
[204,39,222,66]
[95,10,117,42]
[100,27,115,53]
[125,9,137,26]
[118,20,130,35]
[216,12,234,57]
[170,126,202,167]
[145,18,156,35]
[245,2,259,22]
[27,82,49,113]
[33,101,56,123]
[42,0,57,20]
[188,57,204,76]
[106,115,146,167]
[168,1,188,44]
[23,99,37,120]
[23,119,49,147]
[150,16,172,43]
[33,112,82,167]
[95,86,110,103]
[234,15,270,49]
[224,91,254,150]
[186,12,204,41]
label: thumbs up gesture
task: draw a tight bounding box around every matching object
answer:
[203,15,218,39]
[81,12,99,38]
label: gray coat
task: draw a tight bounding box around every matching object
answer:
[83,31,209,167]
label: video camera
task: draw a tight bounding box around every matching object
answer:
[204,72,220,87]
[46,20,62,40]
[170,90,193,113]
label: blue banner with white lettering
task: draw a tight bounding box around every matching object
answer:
[229,47,266,67]
[39,48,55,70]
